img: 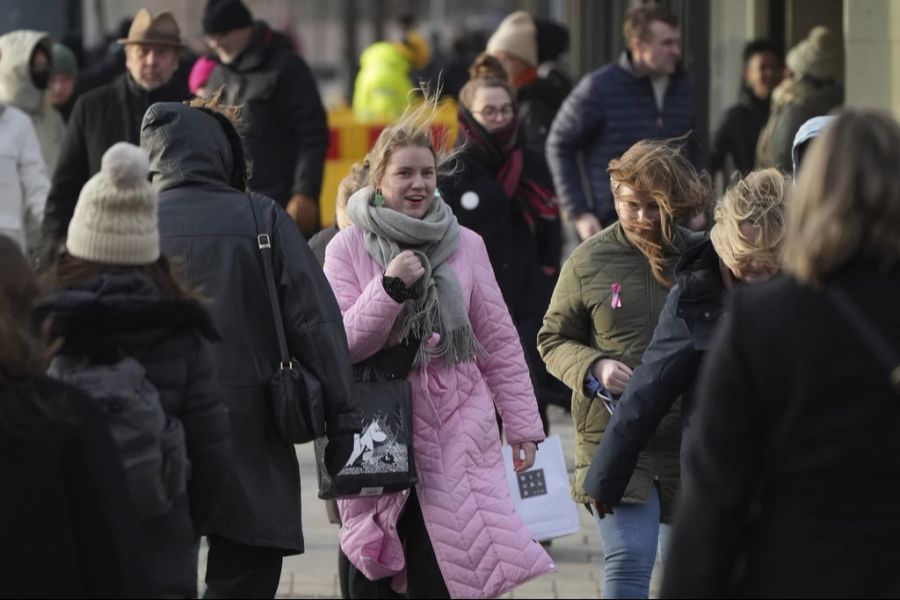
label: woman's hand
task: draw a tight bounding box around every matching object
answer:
[511,441,538,473]
[385,250,425,287]
[592,358,634,396]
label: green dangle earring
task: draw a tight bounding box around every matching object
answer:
[373,189,384,207]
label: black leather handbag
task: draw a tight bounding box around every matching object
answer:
[248,194,325,444]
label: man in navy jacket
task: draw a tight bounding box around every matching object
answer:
[547,4,701,241]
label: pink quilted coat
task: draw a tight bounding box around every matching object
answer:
[324,225,556,598]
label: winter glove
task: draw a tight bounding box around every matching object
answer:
[324,431,355,478]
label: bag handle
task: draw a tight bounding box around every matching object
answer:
[827,286,900,394]
[246,194,292,369]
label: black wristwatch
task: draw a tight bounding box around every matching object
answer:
[383,275,415,303]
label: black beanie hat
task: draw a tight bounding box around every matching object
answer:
[535,19,570,64]
[203,0,253,35]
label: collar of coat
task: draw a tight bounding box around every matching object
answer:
[675,237,726,305]
[616,50,686,82]
[35,271,219,356]
[224,22,292,73]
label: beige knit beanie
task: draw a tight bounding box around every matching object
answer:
[787,26,838,80]
[66,142,159,265]
[487,11,538,68]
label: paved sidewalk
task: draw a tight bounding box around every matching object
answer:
[199,405,663,598]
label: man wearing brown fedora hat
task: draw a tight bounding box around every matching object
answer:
[42,8,190,245]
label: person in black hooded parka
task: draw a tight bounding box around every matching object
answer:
[141,99,360,598]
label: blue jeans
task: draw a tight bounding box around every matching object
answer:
[591,484,670,599]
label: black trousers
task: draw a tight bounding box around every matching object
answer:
[204,536,284,599]
[347,490,450,599]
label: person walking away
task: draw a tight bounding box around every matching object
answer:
[0,30,66,172]
[756,26,843,172]
[0,235,152,598]
[324,91,555,598]
[49,42,79,122]
[709,40,783,186]
[42,8,189,244]
[442,54,561,433]
[584,168,787,515]
[35,143,233,598]
[546,4,700,241]
[202,0,329,238]
[141,98,359,598]
[538,138,708,598]
[663,109,900,597]
[487,11,568,151]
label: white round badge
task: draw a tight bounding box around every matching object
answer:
[460,191,480,210]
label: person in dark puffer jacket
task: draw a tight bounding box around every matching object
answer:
[584,168,787,513]
[36,143,233,599]
[547,4,700,242]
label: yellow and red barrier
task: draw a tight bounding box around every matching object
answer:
[318,99,459,227]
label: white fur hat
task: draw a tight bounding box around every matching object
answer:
[66,143,159,265]
[487,11,539,68]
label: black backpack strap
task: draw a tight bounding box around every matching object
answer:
[245,194,292,368]
[827,286,900,394]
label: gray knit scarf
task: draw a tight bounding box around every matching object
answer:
[347,186,485,367]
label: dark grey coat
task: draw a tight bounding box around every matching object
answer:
[36,272,232,597]
[43,73,188,240]
[663,264,900,597]
[141,102,359,553]
[205,22,329,206]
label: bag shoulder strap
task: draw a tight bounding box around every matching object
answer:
[245,194,291,366]
[826,286,900,394]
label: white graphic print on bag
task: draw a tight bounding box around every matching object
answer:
[342,413,409,475]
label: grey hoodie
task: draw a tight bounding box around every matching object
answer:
[0,30,65,171]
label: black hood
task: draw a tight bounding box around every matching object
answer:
[35,271,218,356]
[141,102,243,193]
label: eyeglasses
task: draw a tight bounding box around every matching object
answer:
[472,104,515,119]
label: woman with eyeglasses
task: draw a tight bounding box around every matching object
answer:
[441,53,562,434]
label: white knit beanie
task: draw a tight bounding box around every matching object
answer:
[787,26,838,80]
[66,142,159,265]
[487,11,538,68]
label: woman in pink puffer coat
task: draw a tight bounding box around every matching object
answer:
[323,99,555,599]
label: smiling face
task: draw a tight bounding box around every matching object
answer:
[376,145,437,219]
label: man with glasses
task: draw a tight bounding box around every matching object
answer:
[546,4,701,241]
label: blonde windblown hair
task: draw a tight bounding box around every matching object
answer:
[783,109,900,285]
[711,168,787,272]
[363,85,461,191]
[607,137,711,286]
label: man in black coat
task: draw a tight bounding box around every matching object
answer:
[42,9,190,242]
[202,0,329,238]
[142,100,359,598]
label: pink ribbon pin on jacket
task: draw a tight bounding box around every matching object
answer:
[611,283,622,308]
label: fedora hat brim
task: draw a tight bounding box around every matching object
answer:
[118,37,186,48]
